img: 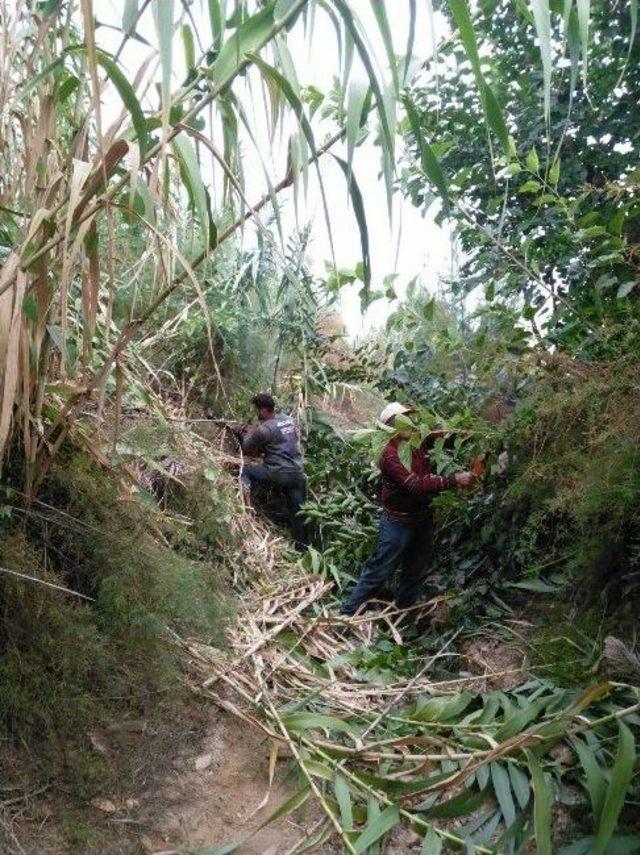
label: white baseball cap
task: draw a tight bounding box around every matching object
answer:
[379,402,414,426]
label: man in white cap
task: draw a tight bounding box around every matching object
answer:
[340,403,476,616]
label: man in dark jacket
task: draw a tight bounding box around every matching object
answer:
[240,392,307,549]
[340,402,475,615]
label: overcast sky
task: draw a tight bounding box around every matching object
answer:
[97,1,453,338]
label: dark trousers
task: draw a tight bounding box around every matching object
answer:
[241,464,308,549]
[341,512,433,615]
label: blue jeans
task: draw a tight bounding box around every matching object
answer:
[241,464,308,549]
[341,512,433,615]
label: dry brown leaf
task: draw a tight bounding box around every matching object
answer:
[72,140,129,226]
[0,270,27,458]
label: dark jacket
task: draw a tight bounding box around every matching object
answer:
[241,413,304,478]
[380,437,456,522]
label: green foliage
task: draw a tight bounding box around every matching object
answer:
[506,359,640,606]
[529,606,602,686]
[3,0,640,848]
[403,0,640,352]
[302,415,379,586]
[241,337,640,855]
[332,278,640,627]
[276,649,640,851]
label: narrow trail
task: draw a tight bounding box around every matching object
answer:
[137,513,528,855]
[135,707,313,854]
[107,493,531,855]
[147,522,341,855]
[123,423,493,854]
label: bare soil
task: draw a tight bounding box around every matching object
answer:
[459,634,529,690]
[136,710,321,854]
[7,707,335,855]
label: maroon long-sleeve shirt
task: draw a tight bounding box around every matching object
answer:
[380,438,457,522]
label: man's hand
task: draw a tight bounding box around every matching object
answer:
[455,471,476,488]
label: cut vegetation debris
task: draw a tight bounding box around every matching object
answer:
[179,508,640,853]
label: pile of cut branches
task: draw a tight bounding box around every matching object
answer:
[178,517,640,854]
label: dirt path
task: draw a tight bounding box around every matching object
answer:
[9,703,331,855]
[138,708,327,854]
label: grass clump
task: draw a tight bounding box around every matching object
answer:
[507,361,640,608]
[528,604,603,686]
[0,447,230,796]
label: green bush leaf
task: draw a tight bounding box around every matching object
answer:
[369,0,399,93]
[152,0,174,134]
[345,79,369,184]
[332,156,371,291]
[422,785,489,819]
[529,0,551,121]
[67,47,149,155]
[506,578,561,593]
[526,750,553,855]
[495,695,549,740]
[421,827,442,854]
[212,3,276,86]
[576,0,591,81]
[448,0,510,156]
[519,180,542,194]
[572,736,606,824]
[491,762,516,827]
[526,146,540,173]
[507,763,531,810]
[172,134,210,246]
[334,773,354,831]
[415,692,474,722]
[352,805,400,854]
[398,441,413,470]
[281,711,356,734]
[593,722,636,855]
[250,54,337,267]
[208,0,224,52]
[617,281,636,298]
[404,96,450,215]
[332,0,395,183]
[122,0,138,34]
[182,24,196,70]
